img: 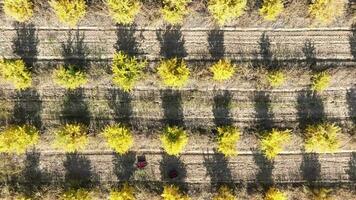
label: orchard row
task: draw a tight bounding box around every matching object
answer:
[3,0,345,26]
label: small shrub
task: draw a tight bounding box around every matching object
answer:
[304,123,340,153]
[209,59,235,81]
[112,51,146,91]
[208,0,247,25]
[107,0,141,24]
[259,0,284,21]
[260,129,291,160]
[53,65,88,90]
[304,187,333,200]
[102,124,134,155]
[61,189,92,200]
[0,125,39,154]
[311,71,331,92]
[157,58,190,88]
[3,0,33,22]
[267,70,286,88]
[109,183,135,200]
[265,188,287,200]
[53,124,88,152]
[161,185,190,200]
[0,59,32,90]
[216,126,240,157]
[309,0,345,24]
[160,126,188,156]
[49,0,87,27]
[213,186,236,200]
[161,0,191,25]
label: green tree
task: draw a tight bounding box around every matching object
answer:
[157,58,190,88]
[112,51,147,91]
[102,124,134,155]
[0,125,39,154]
[106,0,141,24]
[53,124,89,152]
[3,0,33,22]
[50,0,87,27]
[160,126,189,156]
[0,59,32,90]
[208,0,247,25]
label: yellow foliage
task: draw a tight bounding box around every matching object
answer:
[53,124,89,152]
[260,129,291,160]
[112,51,147,92]
[3,0,33,22]
[160,126,188,156]
[0,125,39,154]
[259,0,284,21]
[102,124,134,155]
[311,71,331,92]
[265,188,287,200]
[53,65,88,90]
[49,0,87,27]
[209,59,236,81]
[161,0,191,25]
[213,186,237,200]
[309,0,345,24]
[304,123,340,153]
[109,184,135,200]
[161,185,190,200]
[216,126,240,157]
[0,59,32,90]
[157,58,190,88]
[61,189,92,200]
[267,70,286,88]
[208,0,247,25]
[107,0,141,24]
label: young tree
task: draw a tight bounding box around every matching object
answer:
[0,125,39,154]
[0,59,32,90]
[309,0,345,24]
[61,188,92,200]
[102,124,134,155]
[208,0,247,25]
[157,58,190,88]
[260,129,291,160]
[53,65,88,90]
[304,123,340,153]
[311,71,331,92]
[53,123,89,152]
[216,126,241,157]
[106,0,141,24]
[161,0,191,25]
[112,51,147,91]
[259,0,284,21]
[3,0,33,22]
[49,0,87,27]
[161,185,190,200]
[267,70,286,88]
[265,188,287,200]
[209,59,236,81]
[109,183,135,200]
[213,186,236,200]
[160,126,189,156]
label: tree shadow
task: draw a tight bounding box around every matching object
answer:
[296,91,325,130]
[347,88,356,125]
[302,40,317,68]
[61,29,89,71]
[300,153,321,185]
[60,89,90,126]
[212,90,233,127]
[159,154,187,190]
[106,89,133,125]
[160,89,184,127]
[63,153,98,189]
[254,91,274,131]
[114,25,140,56]
[12,22,39,69]
[156,25,187,59]
[203,151,233,187]
[252,153,274,185]
[350,23,355,60]
[208,29,225,60]
[12,89,42,129]
[258,32,273,68]
[348,152,356,182]
[113,152,136,182]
